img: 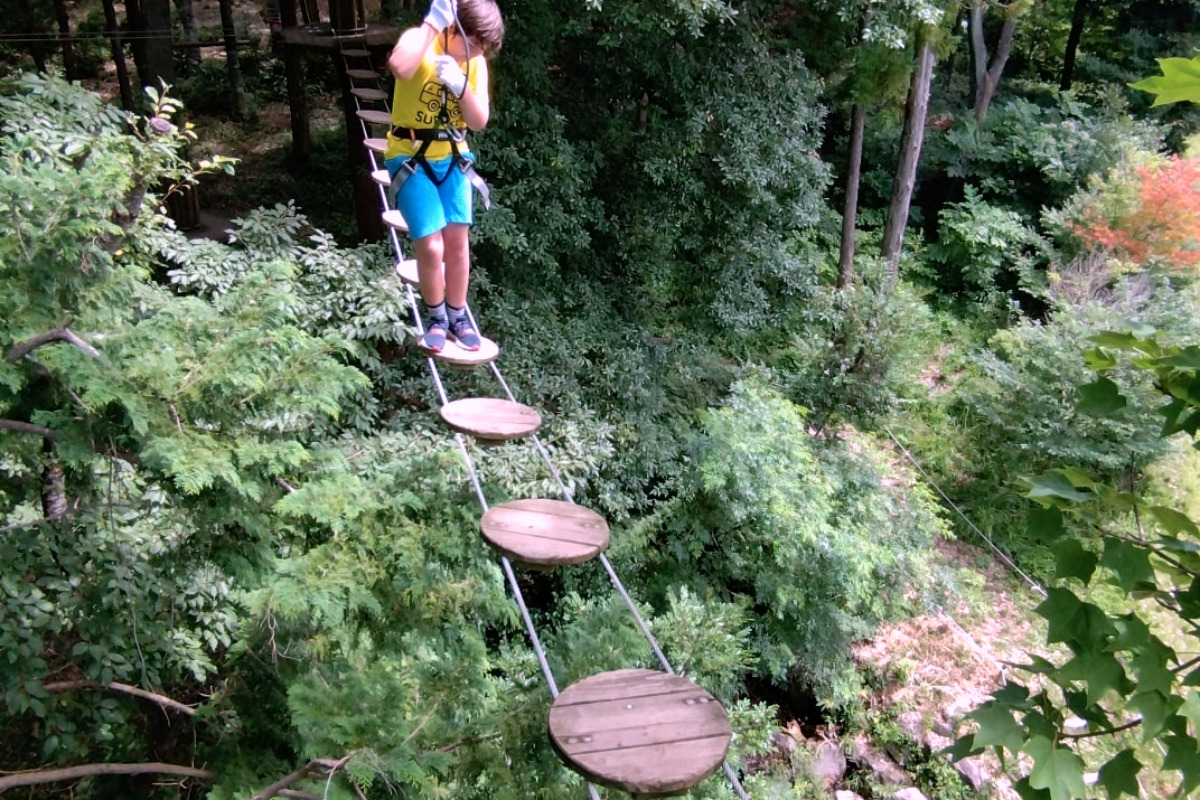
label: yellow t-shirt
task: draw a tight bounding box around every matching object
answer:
[385,39,485,161]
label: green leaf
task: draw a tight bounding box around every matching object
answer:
[1076,378,1126,415]
[1096,750,1142,799]
[1149,506,1200,538]
[1130,55,1200,106]
[1052,539,1097,584]
[1025,473,1093,505]
[969,702,1027,753]
[1036,588,1084,646]
[1024,736,1087,800]
[1058,650,1130,705]
[1100,540,1156,593]
[1181,690,1200,732]
[1162,733,1200,793]
[1029,505,1065,541]
[1127,690,1183,741]
[1088,331,1144,349]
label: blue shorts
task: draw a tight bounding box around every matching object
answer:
[384,154,475,241]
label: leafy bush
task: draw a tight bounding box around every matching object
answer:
[626,378,946,704]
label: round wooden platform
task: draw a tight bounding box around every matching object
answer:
[371,168,391,186]
[480,499,609,567]
[352,87,388,102]
[345,68,380,81]
[395,259,419,285]
[364,137,388,154]
[548,670,732,797]
[340,48,372,58]
[427,336,499,368]
[382,209,409,232]
[356,109,392,126]
[439,398,538,440]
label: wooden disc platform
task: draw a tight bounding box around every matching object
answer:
[364,137,388,154]
[426,336,499,368]
[395,259,419,284]
[382,209,409,232]
[371,168,391,186]
[339,48,372,58]
[480,499,609,567]
[345,68,380,81]
[356,109,392,126]
[352,87,388,102]
[548,670,732,797]
[439,398,539,440]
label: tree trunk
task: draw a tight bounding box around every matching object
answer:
[837,103,866,290]
[52,0,78,79]
[1060,0,1089,90]
[174,0,201,71]
[974,16,1016,122]
[101,0,135,110]
[881,36,936,288]
[16,0,49,72]
[141,0,176,88]
[125,0,149,86]
[217,0,246,120]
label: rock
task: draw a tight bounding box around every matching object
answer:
[955,758,984,791]
[850,734,910,787]
[932,717,956,737]
[836,792,865,800]
[891,788,928,800]
[811,741,847,787]
[772,729,799,754]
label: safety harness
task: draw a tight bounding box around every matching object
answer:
[388,86,491,210]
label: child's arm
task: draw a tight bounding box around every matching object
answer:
[388,0,454,80]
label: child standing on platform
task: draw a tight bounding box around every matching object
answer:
[386,0,504,353]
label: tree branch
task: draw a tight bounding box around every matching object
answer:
[1061,717,1142,740]
[8,327,101,363]
[0,419,57,439]
[0,762,216,791]
[43,680,196,717]
[250,757,357,800]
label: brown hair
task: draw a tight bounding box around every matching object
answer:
[454,0,504,60]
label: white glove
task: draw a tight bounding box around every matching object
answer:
[424,0,454,33]
[434,54,467,96]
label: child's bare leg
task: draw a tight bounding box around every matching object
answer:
[414,230,446,305]
[441,223,471,308]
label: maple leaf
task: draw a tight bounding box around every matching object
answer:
[1024,736,1087,800]
[1130,55,1200,107]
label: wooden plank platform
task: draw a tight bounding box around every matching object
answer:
[356,109,392,126]
[280,23,398,50]
[346,68,382,81]
[351,87,388,103]
[548,670,731,797]
[339,48,372,58]
[439,398,539,440]
[395,259,419,285]
[480,499,609,567]
[382,209,408,232]
[429,336,499,368]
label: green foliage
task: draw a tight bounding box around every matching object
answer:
[928,186,1050,310]
[630,378,946,703]
[953,328,1200,799]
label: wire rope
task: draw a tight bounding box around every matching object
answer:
[882,425,1046,597]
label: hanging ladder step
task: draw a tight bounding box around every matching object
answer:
[548,670,732,797]
[480,499,609,568]
[439,398,536,440]
[364,137,388,154]
[345,68,382,82]
[382,209,408,232]
[339,48,372,58]
[356,109,392,127]
[426,337,500,369]
[395,259,419,285]
[371,168,391,186]
[351,87,389,103]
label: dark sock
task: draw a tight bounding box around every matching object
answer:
[447,303,467,320]
[424,301,447,323]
